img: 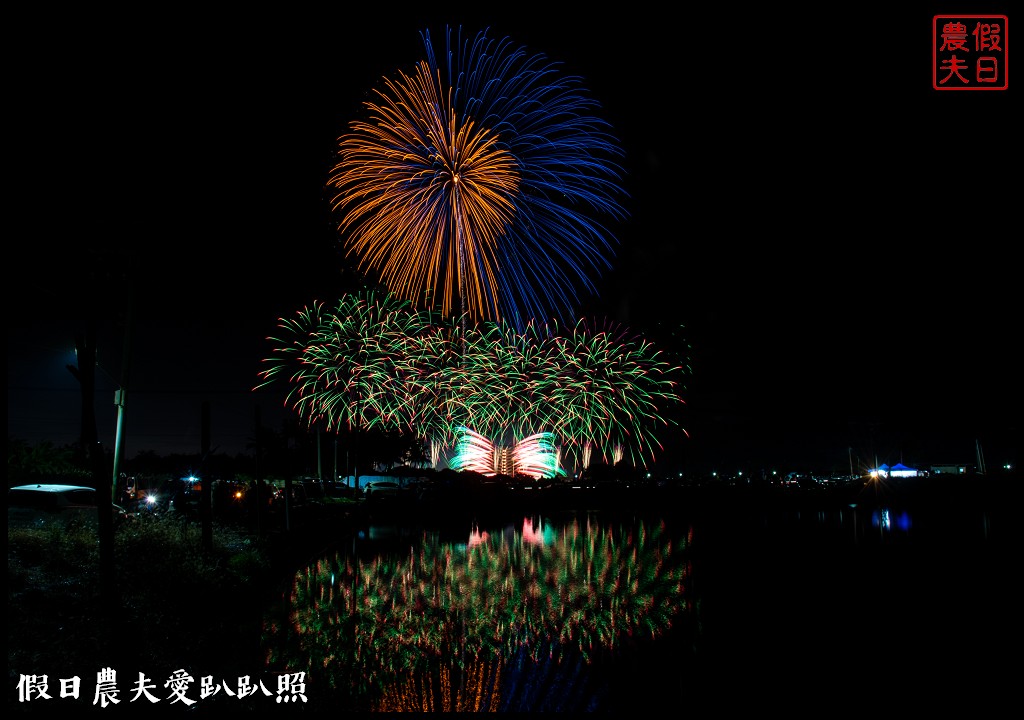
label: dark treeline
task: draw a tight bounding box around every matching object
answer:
[7,423,431,488]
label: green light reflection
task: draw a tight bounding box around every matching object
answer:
[263,515,692,707]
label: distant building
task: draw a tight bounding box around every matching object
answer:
[889,463,918,478]
[930,464,969,475]
[873,463,919,478]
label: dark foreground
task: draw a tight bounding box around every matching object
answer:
[8,472,1019,714]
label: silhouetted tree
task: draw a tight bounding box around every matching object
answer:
[6,438,90,485]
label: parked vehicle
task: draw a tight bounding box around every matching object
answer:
[363,480,401,500]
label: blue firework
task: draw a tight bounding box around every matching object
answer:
[327,25,628,330]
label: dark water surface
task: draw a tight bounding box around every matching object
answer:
[688,499,1016,713]
[261,480,1017,712]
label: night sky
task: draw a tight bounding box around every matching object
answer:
[8,4,1017,475]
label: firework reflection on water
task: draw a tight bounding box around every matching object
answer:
[263,514,695,711]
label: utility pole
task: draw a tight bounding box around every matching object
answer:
[110,286,133,504]
[68,326,116,604]
[201,401,213,552]
[253,404,262,535]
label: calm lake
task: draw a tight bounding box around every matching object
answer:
[260,479,1016,712]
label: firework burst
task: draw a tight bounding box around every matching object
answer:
[257,293,687,471]
[327,25,628,329]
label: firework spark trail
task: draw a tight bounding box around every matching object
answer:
[327,25,628,329]
[257,293,687,469]
[260,27,689,470]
